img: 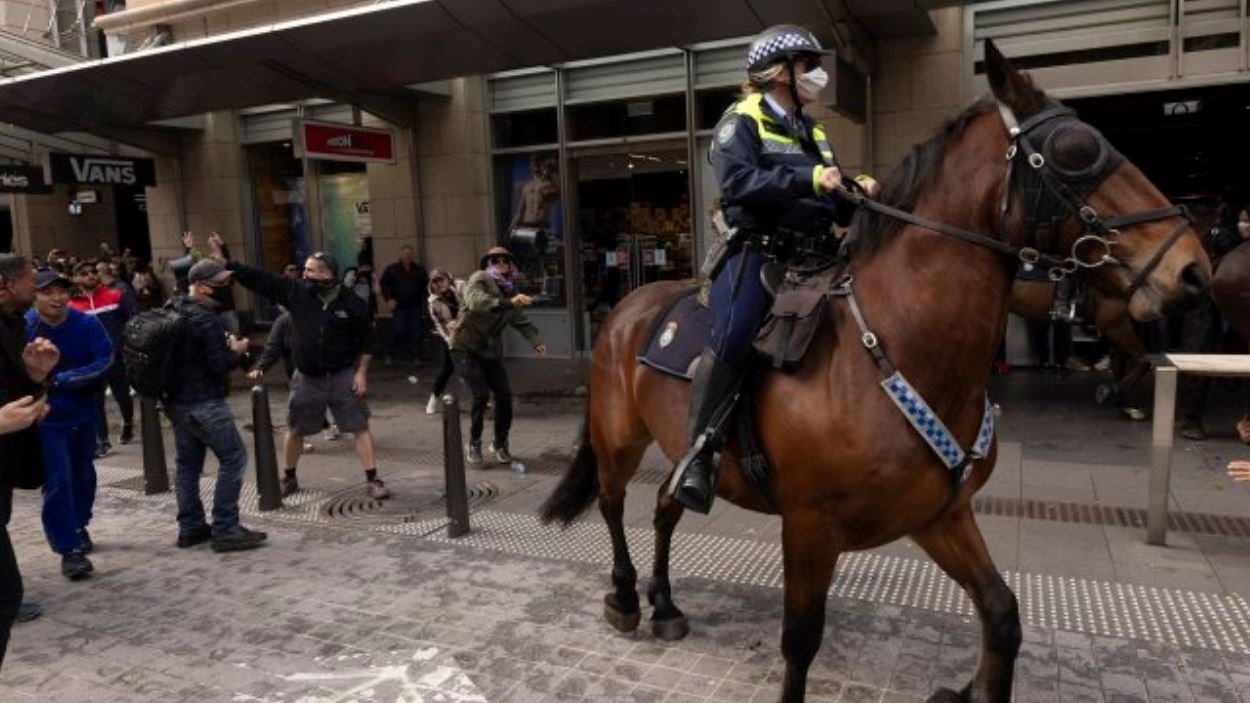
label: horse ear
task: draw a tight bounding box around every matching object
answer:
[984,39,1042,113]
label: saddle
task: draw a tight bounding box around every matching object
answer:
[637,257,844,380]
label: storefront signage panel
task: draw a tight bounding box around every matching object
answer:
[0,165,51,193]
[299,120,395,163]
[49,153,156,187]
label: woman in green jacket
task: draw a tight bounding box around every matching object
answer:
[450,247,546,465]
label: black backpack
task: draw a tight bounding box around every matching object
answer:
[122,300,186,399]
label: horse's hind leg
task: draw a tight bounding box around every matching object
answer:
[647,487,689,640]
[912,506,1020,703]
[600,442,648,633]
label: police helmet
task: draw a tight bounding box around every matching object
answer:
[746,25,829,74]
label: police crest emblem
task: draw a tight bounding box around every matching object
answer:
[658,321,678,348]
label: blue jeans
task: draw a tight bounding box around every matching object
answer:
[387,307,423,360]
[39,422,97,554]
[165,398,247,537]
[709,247,770,366]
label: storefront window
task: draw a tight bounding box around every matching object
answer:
[316,160,371,270]
[493,150,565,307]
[567,94,687,141]
[492,109,558,149]
[574,146,691,338]
[696,88,739,130]
[246,142,307,272]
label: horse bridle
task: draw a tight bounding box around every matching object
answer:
[845,99,1193,298]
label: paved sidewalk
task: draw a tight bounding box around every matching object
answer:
[1,363,1249,702]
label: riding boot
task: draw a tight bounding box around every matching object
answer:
[672,350,740,514]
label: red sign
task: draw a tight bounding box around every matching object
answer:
[299,120,395,164]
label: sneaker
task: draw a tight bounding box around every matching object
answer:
[1092,356,1112,372]
[302,441,315,453]
[176,525,212,549]
[323,424,341,441]
[1064,357,1091,372]
[489,441,513,464]
[280,474,300,498]
[94,443,111,460]
[425,394,439,415]
[15,601,42,623]
[61,551,93,580]
[466,441,483,465]
[119,424,135,445]
[366,479,391,500]
[211,525,268,553]
[77,528,93,555]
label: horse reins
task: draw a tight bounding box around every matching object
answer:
[842,99,1193,294]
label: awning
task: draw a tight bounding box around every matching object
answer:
[0,0,965,134]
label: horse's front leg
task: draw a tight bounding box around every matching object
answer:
[912,505,1020,703]
[778,510,840,703]
[648,487,689,640]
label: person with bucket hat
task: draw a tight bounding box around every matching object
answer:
[449,246,546,465]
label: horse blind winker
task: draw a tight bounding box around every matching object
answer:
[541,40,1210,703]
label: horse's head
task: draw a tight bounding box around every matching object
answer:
[985,40,1210,321]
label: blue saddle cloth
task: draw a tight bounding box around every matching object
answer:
[637,287,709,380]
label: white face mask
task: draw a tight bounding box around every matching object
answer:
[796,67,829,95]
[1238,221,1250,238]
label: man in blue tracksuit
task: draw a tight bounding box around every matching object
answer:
[25,270,113,580]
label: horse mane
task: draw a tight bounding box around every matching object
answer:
[845,99,998,260]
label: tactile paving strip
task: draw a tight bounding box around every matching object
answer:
[97,466,1250,654]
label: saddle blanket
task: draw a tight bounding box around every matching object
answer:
[637,287,708,380]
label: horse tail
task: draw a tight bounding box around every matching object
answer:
[540,406,598,527]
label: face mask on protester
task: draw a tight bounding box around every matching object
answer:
[796,66,829,95]
[310,278,338,295]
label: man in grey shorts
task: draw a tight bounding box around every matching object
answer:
[207,234,390,500]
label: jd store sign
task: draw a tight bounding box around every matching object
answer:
[0,165,51,194]
[49,153,156,187]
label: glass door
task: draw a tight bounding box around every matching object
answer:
[573,144,692,339]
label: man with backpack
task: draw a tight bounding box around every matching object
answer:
[146,259,266,553]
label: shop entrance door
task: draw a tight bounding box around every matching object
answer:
[574,145,692,337]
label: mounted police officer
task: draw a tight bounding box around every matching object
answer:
[671,24,880,514]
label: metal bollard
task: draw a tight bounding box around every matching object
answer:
[441,394,470,538]
[251,385,283,511]
[139,396,170,494]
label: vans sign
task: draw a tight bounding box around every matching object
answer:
[49,153,156,187]
[0,165,50,194]
[298,120,395,164]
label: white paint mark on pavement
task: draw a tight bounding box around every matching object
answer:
[285,647,486,703]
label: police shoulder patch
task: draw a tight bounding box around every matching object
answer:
[716,120,736,145]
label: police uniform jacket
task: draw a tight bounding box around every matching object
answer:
[711,93,857,238]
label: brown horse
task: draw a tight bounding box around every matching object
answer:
[1009,280,1151,419]
[541,43,1211,703]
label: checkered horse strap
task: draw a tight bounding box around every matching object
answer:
[832,276,995,482]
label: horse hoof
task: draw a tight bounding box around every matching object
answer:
[652,615,689,641]
[925,687,967,703]
[1121,407,1147,421]
[603,595,641,633]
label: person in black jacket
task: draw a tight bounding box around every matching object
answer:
[380,245,428,366]
[670,25,880,514]
[0,254,59,669]
[163,260,267,553]
[207,235,390,501]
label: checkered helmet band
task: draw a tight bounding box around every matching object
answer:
[747,25,824,73]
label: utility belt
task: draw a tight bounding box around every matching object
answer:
[702,212,837,280]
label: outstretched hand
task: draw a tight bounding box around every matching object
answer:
[208,232,227,263]
[22,338,59,383]
[1230,460,1250,483]
[181,231,195,250]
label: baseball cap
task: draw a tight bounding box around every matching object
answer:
[188,259,233,286]
[34,269,72,291]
